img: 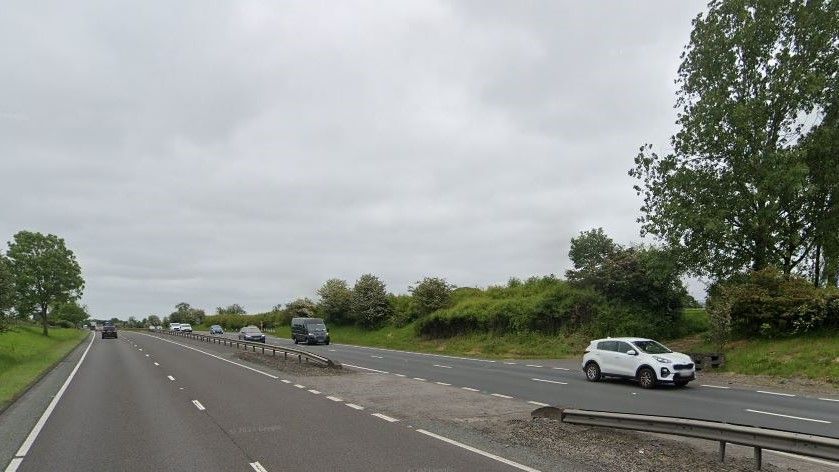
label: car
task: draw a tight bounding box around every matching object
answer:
[148,325,157,331]
[209,325,224,335]
[171,323,181,331]
[581,337,695,389]
[291,317,330,345]
[101,324,117,339]
[180,323,193,333]
[238,325,266,342]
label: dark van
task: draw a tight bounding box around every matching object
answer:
[291,317,330,345]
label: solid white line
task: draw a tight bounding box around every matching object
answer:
[433,364,452,369]
[326,396,343,402]
[192,400,206,411]
[344,363,389,374]
[416,429,540,472]
[413,377,426,381]
[307,389,321,394]
[153,362,159,366]
[701,384,730,389]
[745,409,831,424]
[756,390,796,397]
[4,458,23,472]
[249,461,268,472]
[766,450,839,467]
[461,387,480,392]
[134,332,279,379]
[435,382,451,386]
[294,384,305,389]
[280,379,291,384]
[371,413,399,422]
[532,378,568,385]
[819,397,839,402]
[525,364,543,368]
[552,367,570,371]
[346,403,364,410]
[528,401,550,407]
[491,393,513,399]
[168,375,175,381]
[12,333,95,462]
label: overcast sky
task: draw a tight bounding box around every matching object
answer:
[1,1,708,319]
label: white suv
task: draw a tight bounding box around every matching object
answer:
[180,324,193,333]
[582,337,695,389]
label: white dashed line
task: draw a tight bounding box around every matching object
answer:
[192,400,206,411]
[153,362,159,366]
[249,461,268,472]
[491,393,513,399]
[346,403,365,410]
[294,384,305,389]
[433,364,452,369]
[394,374,406,377]
[461,387,480,392]
[745,409,830,424]
[528,401,550,407]
[435,382,451,386]
[413,377,426,381]
[328,349,336,352]
[701,384,730,389]
[138,349,143,351]
[504,362,517,365]
[756,390,796,397]
[415,429,540,472]
[167,375,175,381]
[326,396,343,402]
[307,389,321,394]
[819,397,839,402]
[371,413,399,422]
[531,378,568,385]
[371,355,383,359]
[552,367,570,371]
[280,379,291,384]
[525,364,543,368]
[344,364,389,374]
[145,354,149,357]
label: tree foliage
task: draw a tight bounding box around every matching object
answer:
[147,314,162,326]
[216,303,246,315]
[630,0,839,280]
[169,302,206,325]
[316,278,352,324]
[51,300,89,327]
[409,277,454,319]
[0,255,13,332]
[285,298,317,318]
[6,231,84,336]
[350,274,392,328]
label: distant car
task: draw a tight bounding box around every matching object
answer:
[238,326,265,343]
[148,325,156,331]
[209,325,224,335]
[101,325,117,339]
[582,337,695,389]
[171,323,181,331]
[291,317,330,345]
[180,324,193,333]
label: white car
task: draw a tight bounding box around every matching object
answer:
[148,325,157,331]
[582,337,695,389]
[171,323,181,331]
[180,324,193,333]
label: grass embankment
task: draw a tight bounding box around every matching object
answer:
[0,325,88,408]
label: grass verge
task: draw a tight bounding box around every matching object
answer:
[0,325,88,409]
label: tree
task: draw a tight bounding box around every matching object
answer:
[409,277,454,318]
[0,255,13,332]
[6,231,84,336]
[52,301,89,327]
[316,278,352,324]
[285,298,317,318]
[567,228,619,275]
[170,302,206,325]
[127,316,138,328]
[216,304,246,315]
[147,315,162,326]
[350,274,393,328]
[630,0,839,280]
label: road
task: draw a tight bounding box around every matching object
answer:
[4,331,538,472]
[213,330,839,438]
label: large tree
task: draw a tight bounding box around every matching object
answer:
[409,277,454,318]
[6,231,85,335]
[0,255,14,331]
[630,0,838,280]
[316,278,352,324]
[52,300,89,327]
[350,274,393,328]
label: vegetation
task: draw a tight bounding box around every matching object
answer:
[168,302,206,326]
[0,255,13,332]
[350,274,392,328]
[0,325,87,408]
[317,279,352,324]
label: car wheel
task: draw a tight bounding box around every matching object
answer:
[293,337,298,344]
[584,362,601,382]
[638,367,656,389]
[325,340,330,345]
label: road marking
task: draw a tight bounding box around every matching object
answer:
[346,403,364,410]
[552,367,570,371]
[416,429,540,472]
[504,362,517,365]
[192,400,206,411]
[250,461,268,472]
[145,354,149,357]
[134,332,279,379]
[5,458,23,472]
[461,387,480,392]
[766,450,839,467]
[394,373,406,377]
[294,384,305,389]
[745,409,830,424]
[491,393,513,399]
[756,390,796,397]
[328,349,336,352]
[308,389,321,394]
[344,363,389,374]
[413,377,426,381]
[138,348,143,351]
[435,382,451,386]
[333,343,497,363]
[153,362,159,366]
[371,355,383,358]
[525,364,543,368]
[326,396,343,402]
[280,379,291,384]
[819,397,839,402]
[168,375,175,381]
[433,364,452,369]
[701,384,730,389]
[11,333,95,465]
[531,378,568,385]
[372,413,399,422]
[528,401,550,407]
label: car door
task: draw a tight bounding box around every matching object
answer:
[612,341,638,377]
[596,341,619,375]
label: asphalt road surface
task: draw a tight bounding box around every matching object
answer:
[210,330,839,438]
[3,331,538,472]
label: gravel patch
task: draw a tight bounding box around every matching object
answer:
[235,350,349,376]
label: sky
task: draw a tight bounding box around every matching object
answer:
[1,1,708,319]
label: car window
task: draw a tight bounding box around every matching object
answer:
[632,340,672,354]
[596,341,617,351]
[614,341,634,354]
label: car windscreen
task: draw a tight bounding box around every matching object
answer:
[242,328,261,334]
[307,323,326,330]
[632,340,671,354]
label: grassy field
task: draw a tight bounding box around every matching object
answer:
[0,325,88,409]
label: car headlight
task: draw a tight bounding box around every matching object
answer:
[654,356,672,364]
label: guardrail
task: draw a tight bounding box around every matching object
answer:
[532,406,838,470]
[156,329,339,368]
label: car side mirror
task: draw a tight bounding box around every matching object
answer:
[626,349,637,356]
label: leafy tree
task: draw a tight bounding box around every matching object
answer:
[285,298,317,318]
[0,255,13,332]
[351,274,393,328]
[6,231,84,336]
[52,301,89,327]
[409,277,454,318]
[147,314,162,326]
[630,0,839,280]
[567,228,619,275]
[316,278,352,324]
[169,302,206,325]
[216,304,246,315]
[127,316,138,328]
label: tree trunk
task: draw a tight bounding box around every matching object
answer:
[41,304,48,336]
[814,244,821,287]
